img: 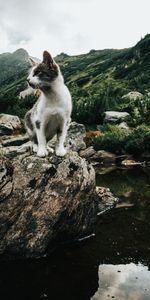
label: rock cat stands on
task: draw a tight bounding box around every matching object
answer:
[22,51,72,157]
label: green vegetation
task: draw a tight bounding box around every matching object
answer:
[59,34,150,125]
[91,124,150,155]
[125,125,150,154]
[92,124,128,154]
[0,48,31,117]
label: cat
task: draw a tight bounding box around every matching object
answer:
[22,50,72,157]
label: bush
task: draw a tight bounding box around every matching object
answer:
[92,125,128,154]
[1,94,37,119]
[125,125,150,154]
[91,124,150,155]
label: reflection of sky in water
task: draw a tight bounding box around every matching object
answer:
[91,263,150,300]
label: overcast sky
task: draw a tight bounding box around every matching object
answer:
[0,0,150,58]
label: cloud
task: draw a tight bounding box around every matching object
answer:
[0,0,77,55]
[0,0,149,57]
[0,0,62,44]
[8,32,31,45]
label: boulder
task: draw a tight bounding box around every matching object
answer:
[122,91,143,101]
[0,151,116,259]
[0,121,117,259]
[118,122,130,130]
[104,111,130,124]
[0,114,22,136]
[90,150,116,164]
[96,187,118,213]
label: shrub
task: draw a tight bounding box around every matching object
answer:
[90,124,150,155]
[125,125,150,154]
[92,125,128,154]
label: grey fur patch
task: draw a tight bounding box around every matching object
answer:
[57,128,62,136]
[35,120,41,129]
[30,134,38,145]
[25,111,34,131]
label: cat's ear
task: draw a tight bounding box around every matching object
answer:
[28,57,37,67]
[43,51,54,66]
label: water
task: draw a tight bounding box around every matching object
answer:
[92,263,150,300]
[1,166,150,300]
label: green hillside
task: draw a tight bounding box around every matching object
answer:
[1,34,150,124]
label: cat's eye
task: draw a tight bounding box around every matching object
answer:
[33,71,42,77]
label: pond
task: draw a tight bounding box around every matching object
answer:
[1,166,150,300]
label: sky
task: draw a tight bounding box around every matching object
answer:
[0,0,150,58]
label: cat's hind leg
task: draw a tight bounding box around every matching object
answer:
[25,110,38,153]
[55,120,69,157]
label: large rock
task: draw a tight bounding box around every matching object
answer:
[0,151,116,259]
[122,91,143,101]
[0,114,22,135]
[104,111,130,123]
[0,120,117,259]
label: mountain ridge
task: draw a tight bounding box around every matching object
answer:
[0,34,150,124]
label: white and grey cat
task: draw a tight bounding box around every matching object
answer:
[21,50,72,157]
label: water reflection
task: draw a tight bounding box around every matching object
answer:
[1,167,150,300]
[92,263,150,300]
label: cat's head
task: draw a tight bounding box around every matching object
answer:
[27,51,59,90]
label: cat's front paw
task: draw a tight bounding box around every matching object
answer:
[37,148,49,157]
[55,147,67,157]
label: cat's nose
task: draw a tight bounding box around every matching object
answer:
[27,78,30,83]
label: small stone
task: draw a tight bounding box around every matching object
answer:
[27,163,33,169]
[91,150,116,163]
[0,114,22,135]
[118,122,130,130]
[121,159,142,166]
[40,293,48,299]
[79,146,96,158]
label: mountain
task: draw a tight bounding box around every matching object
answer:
[0,48,29,89]
[60,34,150,89]
[1,35,150,124]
